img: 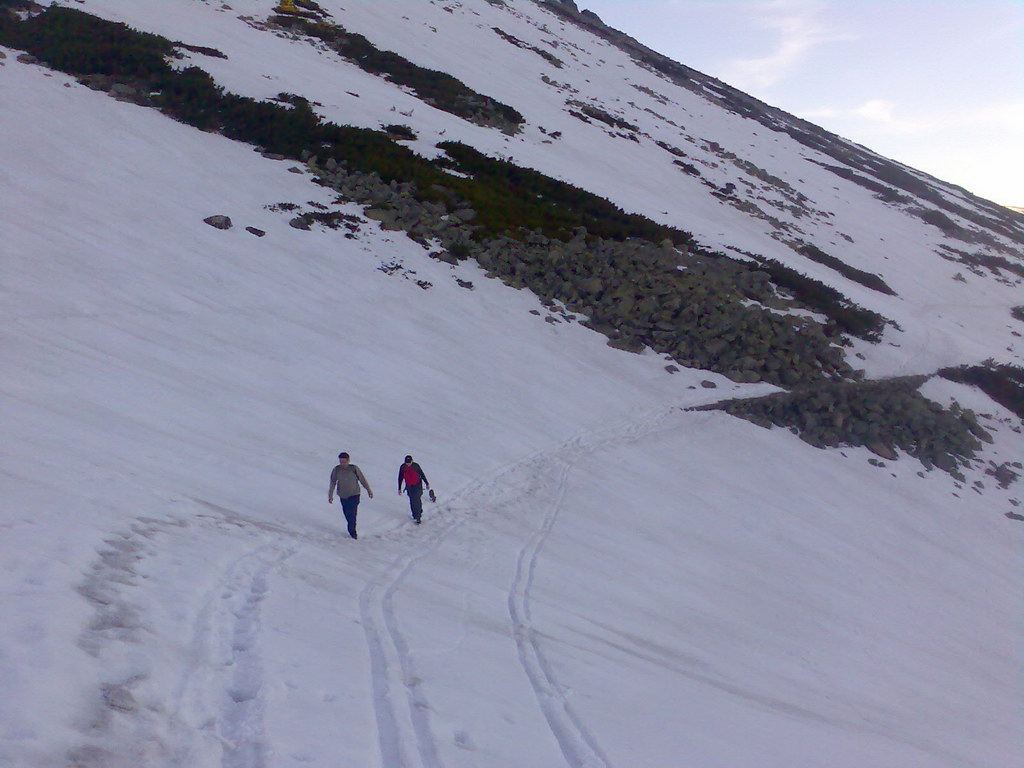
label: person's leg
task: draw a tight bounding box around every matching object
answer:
[408,485,423,522]
[341,495,360,538]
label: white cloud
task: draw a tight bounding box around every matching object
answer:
[805,99,1024,136]
[720,0,855,92]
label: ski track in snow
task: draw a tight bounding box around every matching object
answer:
[353,405,687,768]
[68,503,300,768]
[359,543,449,768]
[217,547,294,768]
[356,451,558,768]
[502,414,677,768]
[507,459,614,768]
[166,541,297,768]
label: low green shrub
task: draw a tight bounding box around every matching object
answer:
[939,363,1024,419]
[755,257,888,341]
[270,15,523,130]
[797,243,896,296]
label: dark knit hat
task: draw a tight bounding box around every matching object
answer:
[338,452,349,459]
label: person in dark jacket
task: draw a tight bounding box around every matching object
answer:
[329,452,373,539]
[397,455,430,524]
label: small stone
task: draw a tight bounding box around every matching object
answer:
[102,684,136,713]
[664,365,679,374]
[288,216,311,230]
[700,380,717,389]
[288,166,304,174]
[245,226,266,237]
[203,215,233,230]
[16,53,39,65]
[867,442,897,461]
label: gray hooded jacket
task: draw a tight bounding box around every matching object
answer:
[329,463,372,499]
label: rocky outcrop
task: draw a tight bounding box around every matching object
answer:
[303,152,855,388]
[693,376,991,476]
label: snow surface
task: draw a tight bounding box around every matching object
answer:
[1,2,1022,766]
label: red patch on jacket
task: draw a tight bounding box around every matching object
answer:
[402,465,420,487]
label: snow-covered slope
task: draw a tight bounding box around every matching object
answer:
[1,2,1021,767]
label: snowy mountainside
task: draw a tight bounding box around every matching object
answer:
[1,1,1022,767]
[62,0,1023,376]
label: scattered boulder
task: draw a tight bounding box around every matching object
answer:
[203,215,233,230]
[868,442,897,461]
[607,336,644,353]
[700,380,717,389]
[245,226,266,237]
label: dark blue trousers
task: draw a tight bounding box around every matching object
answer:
[340,494,360,538]
[406,484,423,521]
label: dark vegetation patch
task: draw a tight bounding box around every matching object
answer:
[267,13,523,132]
[0,5,174,78]
[655,140,686,158]
[436,141,688,243]
[566,99,638,132]
[294,210,362,232]
[1012,306,1024,323]
[174,42,227,59]
[540,73,578,94]
[938,363,1024,419]
[914,207,963,235]
[751,257,889,341]
[491,26,563,68]
[674,160,701,176]
[937,245,1024,283]
[795,242,896,295]
[628,82,669,105]
[382,123,416,141]
[810,161,909,204]
[700,376,991,476]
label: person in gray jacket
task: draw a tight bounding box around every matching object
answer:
[328,452,373,539]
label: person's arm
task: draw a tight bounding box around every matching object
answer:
[328,466,337,502]
[357,466,373,498]
[397,466,404,494]
[415,463,429,488]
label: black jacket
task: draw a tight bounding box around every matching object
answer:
[398,462,429,491]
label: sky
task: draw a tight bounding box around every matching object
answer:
[580,0,1024,208]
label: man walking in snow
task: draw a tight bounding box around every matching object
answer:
[397,455,430,524]
[328,452,373,539]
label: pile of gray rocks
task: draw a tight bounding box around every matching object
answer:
[304,152,853,388]
[701,376,992,475]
